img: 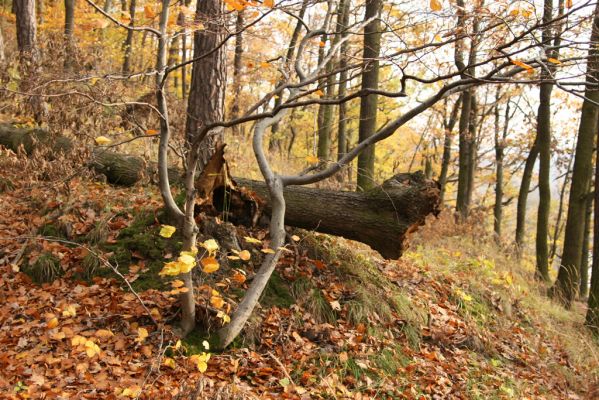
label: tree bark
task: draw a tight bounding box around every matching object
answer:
[336,0,350,167]
[122,0,136,74]
[64,0,75,70]
[586,104,599,333]
[14,0,44,122]
[356,0,382,191]
[580,189,592,299]
[234,172,440,259]
[185,0,226,169]
[552,0,599,307]
[494,93,508,240]
[439,96,461,204]
[0,21,6,64]
[515,137,539,254]
[230,10,244,136]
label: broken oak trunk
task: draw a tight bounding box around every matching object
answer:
[226,174,440,259]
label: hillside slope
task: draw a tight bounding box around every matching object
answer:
[0,150,597,399]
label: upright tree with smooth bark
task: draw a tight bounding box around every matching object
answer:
[122,0,136,74]
[551,0,599,307]
[356,0,381,191]
[336,0,350,168]
[64,0,75,69]
[494,92,508,240]
[230,10,244,136]
[586,115,599,332]
[438,96,461,204]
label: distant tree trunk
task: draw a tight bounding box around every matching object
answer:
[465,95,477,208]
[268,0,307,152]
[64,0,75,70]
[580,189,592,299]
[494,95,508,240]
[185,0,226,169]
[122,0,136,74]
[552,0,599,307]
[336,0,350,167]
[356,0,382,191]
[230,10,244,136]
[167,32,179,92]
[180,1,191,99]
[550,154,574,263]
[515,137,539,254]
[36,0,43,24]
[14,0,44,122]
[0,22,5,64]
[120,0,127,11]
[104,0,112,12]
[439,96,461,204]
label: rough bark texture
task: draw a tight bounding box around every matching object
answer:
[233,172,440,259]
[64,0,75,70]
[230,10,244,136]
[494,96,508,239]
[580,191,592,299]
[356,0,381,191]
[586,105,599,332]
[552,0,599,306]
[439,96,461,204]
[0,22,6,64]
[122,0,136,74]
[185,0,226,168]
[336,0,350,165]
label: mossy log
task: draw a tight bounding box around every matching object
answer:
[0,124,440,258]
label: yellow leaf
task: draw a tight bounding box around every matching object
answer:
[547,57,562,65]
[163,357,176,369]
[94,136,111,145]
[430,0,442,12]
[291,235,300,242]
[511,59,533,71]
[62,304,77,317]
[227,255,240,260]
[146,129,159,135]
[121,386,141,398]
[144,5,156,19]
[319,41,326,48]
[159,260,181,276]
[244,236,262,244]
[261,248,276,254]
[260,61,270,68]
[47,317,58,329]
[201,257,220,273]
[263,0,274,8]
[314,89,324,97]
[189,353,211,372]
[566,0,573,8]
[71,335,87,347]
[136,327,149,343]
[174,340,182,350]
[159,225,176,238]
[217,310,230,324]
[305,155,319,164]
[201,239,219,256]
[211,295,225,309]
[232,270,246,284]
[85,340,101,358]
[202,340,210,350]
[238,250,251,261]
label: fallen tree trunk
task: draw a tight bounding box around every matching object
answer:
[230,175,439,259]
[0,123,440,258]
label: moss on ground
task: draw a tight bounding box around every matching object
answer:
[23,252,63,283]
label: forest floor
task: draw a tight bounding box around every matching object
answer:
[0,148,598,400]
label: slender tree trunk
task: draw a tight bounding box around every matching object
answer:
[64,0,75,70]
[550,154,574,263]
[552,0,599,307]
[580,188,592,299]
[494,93,508,240]
[336,0,350,167]
[122,0,136,74]
[36,0,43,24]
[268,0,307,152]
[465,95,478,208]
[167,33,179,92]
[356,0,382,191]
[439,96,461,204]
[0,22,5,64]
[515,137,539,253]
[185,0,226,169]
[14,0,44,122]
[103,0,112,12]
[230,10,244,136]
